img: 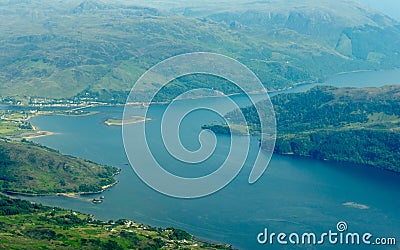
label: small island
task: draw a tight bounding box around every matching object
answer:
[104,116,151,126]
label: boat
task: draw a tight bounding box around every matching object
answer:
[92,198,103,204]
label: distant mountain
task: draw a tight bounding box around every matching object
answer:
[72,0,111,14]
[359,0,400,21]
[182,0,400,62]
[0,0,399,100]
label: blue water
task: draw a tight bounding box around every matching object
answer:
[17,69,400,249]
[324,68,400,88]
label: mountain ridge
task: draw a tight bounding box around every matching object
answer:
[0,0,399,100]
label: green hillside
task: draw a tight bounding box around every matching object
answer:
[1,0,400,101]
[0,194,231,249]
[0,139,119,195]
[204,85,400,172]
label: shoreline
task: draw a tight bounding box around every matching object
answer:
[270,149,400,175]
[335,69,373,75]
[205,124,400,175]
[3,179,120,200]
[22,111,100,140]
[1,167,121,200]
[22,125,57,140]
[44,111,100,117]
[334,67,400,76]
[2,67,399,110]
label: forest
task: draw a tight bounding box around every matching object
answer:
[204,85,400,172]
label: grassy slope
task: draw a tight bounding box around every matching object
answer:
[0,139,119,194]
[0,195,231,249]
[0,0,400,100]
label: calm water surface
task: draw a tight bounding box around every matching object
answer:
[19,69,400,249]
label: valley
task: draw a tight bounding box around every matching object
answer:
[1,0,400,249]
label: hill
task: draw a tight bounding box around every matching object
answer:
[0,139,119,194]
[0,0,400,101]
[204,85,400,172]
[0,194,231,249]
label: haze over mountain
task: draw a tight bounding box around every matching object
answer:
[359,0,400,20]
[0,0,399,100]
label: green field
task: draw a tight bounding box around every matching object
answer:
[0,111,33,138]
